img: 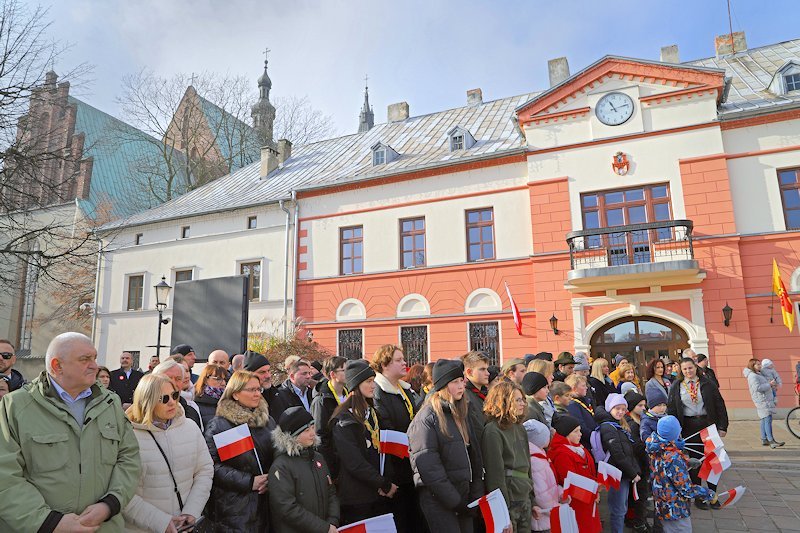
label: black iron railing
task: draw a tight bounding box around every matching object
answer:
[566,219,694,270]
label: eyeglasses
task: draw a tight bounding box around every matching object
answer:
[242,386,264,394]
[0,352,14,360]
[207,376,226,383]
[160,391,180,404]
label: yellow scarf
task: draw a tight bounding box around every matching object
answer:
[399,386,415,421]
[364,407,380,449]
[328,380,347,405]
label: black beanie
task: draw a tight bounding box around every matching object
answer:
[625,390,646,412]
[522,372,549,396]
[552,415,581,437]
[278,406,315,437]
[171,344,193,356]
[243,351,270,372]
[534,352,553,361]
[433,359,465,392]
[487,365,501,383]
[345,359,375,392]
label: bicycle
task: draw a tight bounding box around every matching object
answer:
[787,383,800,439]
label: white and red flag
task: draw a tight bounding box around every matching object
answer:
[719,486,746,508]
[563,471,599,505]
[379,430,409,458]
[505,282,522,335]
[699,424,725,454]
[213,423,256,462]
[597,461,622,490]
[698,447,731,485]
[550,502,579,533]
[468,488,511,533]
[338,513,397,533]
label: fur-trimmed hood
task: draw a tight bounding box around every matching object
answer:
[216,397,271,428]
[374,372,412,395]
[271,425,321,457]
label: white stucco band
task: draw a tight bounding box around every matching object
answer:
[571,288,709,355]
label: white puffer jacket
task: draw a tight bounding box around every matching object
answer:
[123,406,214,533]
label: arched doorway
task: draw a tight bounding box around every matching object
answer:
[590,316,689,385]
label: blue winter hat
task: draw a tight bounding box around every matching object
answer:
[646,386,668,408]
[605,393,627,412]
[657,415,682,442]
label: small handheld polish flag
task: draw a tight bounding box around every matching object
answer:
[338,513,397,532]
[698,447,731,485]
[469,488,511,533]
[719,486,746,508]
[550,502,579,533]
[213,423,256,462]
[379,430,409,458]
[563,471,599,505]
[597,461,622,490]
[699,424,725,454]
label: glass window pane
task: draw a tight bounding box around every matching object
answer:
[403,252,413,268]
[415,219,424,230]
[584,211,600,229]
[605,191,624,204]
[628,206,646,224]
[481,226,493,242]
[626,188,644,201]
[415,235,424,249]
[482,244,493,258]
[343,243,352,257]
[582,194,598,208]
[468,227,480,243]
[353,258,362,273]
[638,320,673,341]
[354,227,362,238]
[342,229,352,240]
[353,243,362,256]
[786,209,800,230]
[402,221,413,232]
[469,244,481,261]
[654,203,671,221]
[784,189,800,209]
[779,170,797,185]
[342,260,352,274]
[481,210,493,221]
[415,252,425,265]
[607,208,624,226]
[651,185,668,198]
[403,236,413,250]
[600,321,636,343]
[467,211,479,223]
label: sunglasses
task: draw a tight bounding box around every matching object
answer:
[0,352,14,360]
[160,390,181,404]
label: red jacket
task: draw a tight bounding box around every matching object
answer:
[547,433,601,533]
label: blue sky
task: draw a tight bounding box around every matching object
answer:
[36,0,800,137]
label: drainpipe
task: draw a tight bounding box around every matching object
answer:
[279,198,292,339]
[90,239,102,344]
[291,191,299,324]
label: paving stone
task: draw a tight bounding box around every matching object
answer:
[708,517,748,530]
[762,505,799,516]
[773,514,800,531]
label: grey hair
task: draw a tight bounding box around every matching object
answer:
[153,358,185,378]
[45,332,93,375]
[682,348,697,359]
[231,353,245,371]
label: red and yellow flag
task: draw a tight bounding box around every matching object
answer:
[772,259,794,332]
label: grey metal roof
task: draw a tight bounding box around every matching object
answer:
[100,92,537,230]
[686,38,800,116]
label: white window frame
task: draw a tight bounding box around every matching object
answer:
[450,134,465,151]
[372,147,386,166]
[785,72,800,93]
[181,226,190,239]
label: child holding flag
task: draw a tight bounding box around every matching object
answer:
[645,416,716,533]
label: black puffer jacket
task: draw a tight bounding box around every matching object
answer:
[271,379,313,422]
[595,409,640,480]
[269,426,340,533]
[331,409,393,506]
[588,376,613,411]
[407,398,484,510]
[195,393,220,428]
[204,398,276,532]
[310,379,342,478]
[666,377,729,432]
[373,373,421,486]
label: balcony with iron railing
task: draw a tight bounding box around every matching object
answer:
[564,219,703,290]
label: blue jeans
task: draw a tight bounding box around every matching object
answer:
[760,415,774,441]
[608,479,631,533]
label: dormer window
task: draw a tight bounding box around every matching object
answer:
[786,73,800,93]
[373,147,385,166]
[769,61,800,95]
[447,126,476,152]
[371,142,398,166]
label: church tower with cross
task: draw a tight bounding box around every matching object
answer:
[251,48,277,147]
[358,76,374,133]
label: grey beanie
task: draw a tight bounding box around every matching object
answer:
[523,419,551,449]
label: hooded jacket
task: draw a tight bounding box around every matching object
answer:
[269,427,339,533]
[640,409,664,442]
[547,433,601,533]
[645,433,713,520]
[0,372,140,532]
[759,359,781,388]
[528,441,560,531]
[595,409,640,480]
[743,367,776,418]
[373,372,421,486]
[123,406,213,532]
[204,397,275,532]
[310,378,344,478]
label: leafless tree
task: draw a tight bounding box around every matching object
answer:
[273,95,336,146]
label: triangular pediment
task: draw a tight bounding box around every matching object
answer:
[517,56,726,126]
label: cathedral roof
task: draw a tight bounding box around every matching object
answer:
[196,93,260,168]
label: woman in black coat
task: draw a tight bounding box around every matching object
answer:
[330,360,396,525]
[588,358,614,412]
[195,364,228,427]
[407,359,484,532]
[205,371,275,532]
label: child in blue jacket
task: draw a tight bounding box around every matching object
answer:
[640,386,668,441]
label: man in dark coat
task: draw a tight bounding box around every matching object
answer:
[270,359,314,421]
[108,352,143,405]
[463,351,491,442]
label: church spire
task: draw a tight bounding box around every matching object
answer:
[358,76,374,133]
[251,48,276,147]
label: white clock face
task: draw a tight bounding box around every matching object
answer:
[595,92,635,126]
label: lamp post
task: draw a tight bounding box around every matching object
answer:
[549,314,559,335]
[722,302,733,327]
[154,276,172,358]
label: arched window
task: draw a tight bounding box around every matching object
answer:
[464,288,502,314]
[336,298,366,321]
[397,294,430,318]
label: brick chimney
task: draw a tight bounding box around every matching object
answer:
[467,88,483,106]
[548,57,570,87]
[660,45,680,64]
[260,145,279,178]
[388,102,409,122]
[715,32,747,57]
[277,138,292,165]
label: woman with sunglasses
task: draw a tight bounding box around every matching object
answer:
[124,373,213,532]
[205,370,276,532]
[194,365,228,427]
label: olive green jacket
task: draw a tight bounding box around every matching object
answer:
[0,372,140,532]
[481,421,532,506]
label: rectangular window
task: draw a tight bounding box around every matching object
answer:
[400,326,428,366]
[181,226,190,239]
[786,73,800,92]
[466,208,495,262]
[468,321,500,366]
[126,275,144,311]
[240,261,261,301]
[135,233,143,245]
[247,216,258,229]
[373,149,385,166]
[340,226,363,275]
[338,329,363,360]
[174,269,193,283]
[451,134,464,151]
[779,167,800,230]
[400,217,426,268]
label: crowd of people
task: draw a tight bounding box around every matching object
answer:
[0,334,792,532]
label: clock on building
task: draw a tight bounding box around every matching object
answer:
[595,92,635,126]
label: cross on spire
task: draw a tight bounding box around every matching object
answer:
[364,74,369,89]
[263,47,271,64]
[189,72,197,86]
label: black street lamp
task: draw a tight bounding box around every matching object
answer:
[154,276,172,357]
[722,302,733,327]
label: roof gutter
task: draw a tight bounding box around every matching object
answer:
[279,197,292,339]
[718,100,800,122]
[291,190,299,328]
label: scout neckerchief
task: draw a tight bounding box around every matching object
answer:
[328,380,347,405]
[466,380,487,401]
[683,379,700,404]
[572,397,594,416]
[398,386,415,421]
[364,407,380,449]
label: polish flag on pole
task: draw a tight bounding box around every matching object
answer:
[597,461,622,490]
[719,486,747,508]
[563,471,599,505]
[379,430,409,458]
[505,282,522,336]
[213,423,256,462]
[338,513,397,533]
[468,488,511,533]
[550,502,579,533]
[698,447,731,485]
[700,425,725,454]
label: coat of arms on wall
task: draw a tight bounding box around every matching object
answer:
[611,151,629,176]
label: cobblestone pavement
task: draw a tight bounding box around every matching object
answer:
[600,419,800,532]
